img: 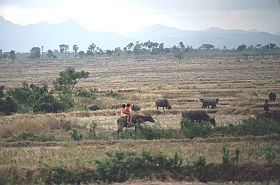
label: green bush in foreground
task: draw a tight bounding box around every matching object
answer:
[181,119,212,139]
[95,150,183,183]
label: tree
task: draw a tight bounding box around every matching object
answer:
[179,41,185,49]
[30,47,41,59]
[263,43,278,50]
[41,46,44,59]
[199,44,215,50]
[87,43,96,57]
[59,44,69,53]
[53,67,89,93]
[236,44,246,51]
[78,51,85,58]
[47,49,56,59]
[127,42,134,53]
[9,50,16,62]
[73,44,79,58]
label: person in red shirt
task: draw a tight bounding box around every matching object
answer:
[120,104,132,124]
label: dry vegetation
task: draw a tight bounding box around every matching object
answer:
[0,51,280,183]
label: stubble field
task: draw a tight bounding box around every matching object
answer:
[0,51,280,184]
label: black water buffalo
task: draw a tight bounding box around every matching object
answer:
[131,104,141,112]
[117,114,155,134]
[155,98,171,110]
[87,104,100,111]
[200,98,219,109]
[269,92,276,102]
[181,110,216,126]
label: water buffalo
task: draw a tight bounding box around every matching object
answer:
[181,110,216,126]
[87,104,100,111]
[117,114,155,134]
[131,104,141,112]
[268,92,276,102]
[155,98,171,110]
[199,98,219,109]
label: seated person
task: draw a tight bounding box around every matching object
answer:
[121,104,132,124]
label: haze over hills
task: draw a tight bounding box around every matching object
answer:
[0,16,280,52]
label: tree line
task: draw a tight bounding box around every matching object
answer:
[0,41,279,62]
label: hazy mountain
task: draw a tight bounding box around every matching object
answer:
[125,25,280,49]
[0,17,131,52]
[1,17,280,52]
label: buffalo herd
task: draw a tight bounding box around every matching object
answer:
[85,92,278,133]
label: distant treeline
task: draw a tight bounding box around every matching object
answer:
[0,41,279,62]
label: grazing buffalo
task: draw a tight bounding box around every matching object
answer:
[181,110,216,126]
[268,92,276,102]
[131,104,141,112]
[87,104,100,111]
[200,98,219,109]
[117,114,155,134]
[155,98,171,110]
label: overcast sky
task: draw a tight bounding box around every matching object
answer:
[0,0,280,33]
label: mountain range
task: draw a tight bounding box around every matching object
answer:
[0,16,280,52]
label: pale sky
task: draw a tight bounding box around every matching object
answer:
[0,0,280,33]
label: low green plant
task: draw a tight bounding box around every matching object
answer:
[105,89,122,99]
[62,122,72,131]
[95,150,183,183]
[221,144,240,165]
[181,119,212,138]
[221,144,230,165]
[264,149,276,165]
[70,129,83,141]
[89,121,97,138]
[51,166,72,185]
[15,132,56,142]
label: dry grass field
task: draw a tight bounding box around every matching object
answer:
[0,51,280,184]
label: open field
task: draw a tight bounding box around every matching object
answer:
[0,51,280,184]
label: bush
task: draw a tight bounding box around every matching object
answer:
[215,117,280,136]
[15,132,56,142]
[95,150,183,183]
[0,96,19,115]
[181,119,212,138]
[105,89,122,99]
[75,87,95,98]
[70,129,83,141]
[51,167,72,184]
[62,122,72,131]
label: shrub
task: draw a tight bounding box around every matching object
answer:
[221,144,240,165]
[15,132,56,142]
[181,119,212,138]
[221,144,230,165]
[70,129,83,141]
[264,149,276,165]
[215,117,280,137]
[0,96,19,115]
[75,87,94,98]
[89,121,97,138]
[62,122,72,131]
[95,150,183,183]
[105,89,122,99]
[51,167,72,184]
